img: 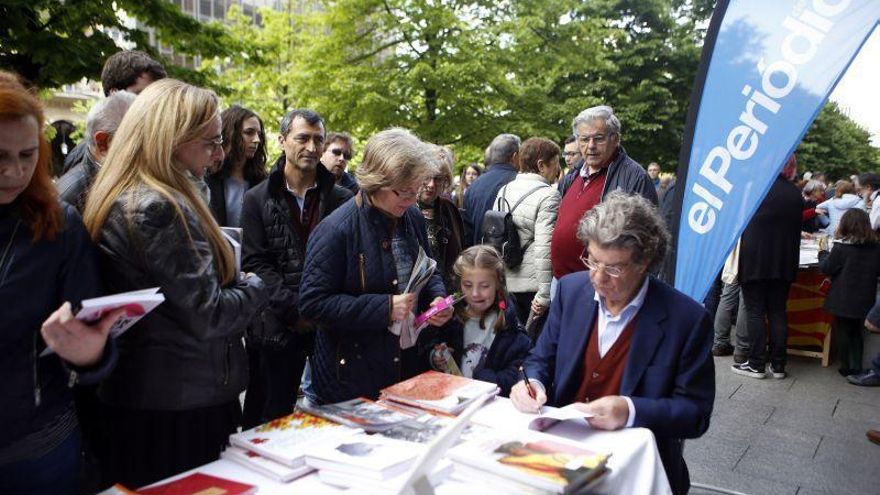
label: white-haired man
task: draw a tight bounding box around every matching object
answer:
[551,105,658,283]
[56,91,137,212]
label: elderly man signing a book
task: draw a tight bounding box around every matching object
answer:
[510,192,714,495]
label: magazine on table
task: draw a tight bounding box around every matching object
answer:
[380,370,499,415]
[447,430,610,494]
[40,287,165,357]
[298,397,423,433]
[377,412,467,444]
[221,445,313,482]
[228,411,361,467]
[389,246,438,349]
[304,433,425,480]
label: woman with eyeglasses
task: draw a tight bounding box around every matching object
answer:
[82,79,268,487]
[0,71,125,494]
[452,162,482,209]
[299,128,454,404]
[205,104,268,227]
[418,145,465,293]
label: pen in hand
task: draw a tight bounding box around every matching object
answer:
[519,365,536,399]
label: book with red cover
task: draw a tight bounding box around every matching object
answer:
[379,370,499,415]
[138,473,257,495]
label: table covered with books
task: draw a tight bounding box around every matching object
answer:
[140,373,673,495]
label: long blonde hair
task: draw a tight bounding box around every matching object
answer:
[83,79,235,284]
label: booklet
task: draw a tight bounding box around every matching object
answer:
[221,446,313,483]
[526,403,595,431]
[138,472,257,495]
[40,287,165,357]
[229,411,361,467]
[389,246,438,349]
[318,459,453,494]
[304,433,424,480]
[298,397,421,433]
[380,370,499,415]
[447,430,610,494]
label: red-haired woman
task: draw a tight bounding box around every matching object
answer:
[0,72,122,493]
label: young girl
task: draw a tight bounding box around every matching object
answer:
[427,245,530,396]
[819,208,880,377]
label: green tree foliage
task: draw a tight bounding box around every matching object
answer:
[201,3,302,150]
[796,101,880,180]
[290,0,522,164]
[505,0,713,170]
[0,0,229,88]
[204,0,715,170]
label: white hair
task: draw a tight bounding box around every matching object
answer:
[572,105,621,137]
[86,90,137,150]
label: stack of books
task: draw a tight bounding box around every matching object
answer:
[379,371,500,415]
[225,411,361,482]
[447,430,610,494]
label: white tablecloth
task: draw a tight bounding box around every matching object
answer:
[152,398,672,494]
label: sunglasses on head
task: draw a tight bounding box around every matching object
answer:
[330,148,352,160]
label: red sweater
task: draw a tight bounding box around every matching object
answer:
[551,168,606,278]
[574,313,637,403]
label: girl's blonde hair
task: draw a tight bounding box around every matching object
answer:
[453,245,508,333]
[83,79,235,284]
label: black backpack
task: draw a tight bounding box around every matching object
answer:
[481,184,547,269]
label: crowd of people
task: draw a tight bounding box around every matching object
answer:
[3,48,879,495]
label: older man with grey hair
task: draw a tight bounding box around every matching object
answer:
[512,191,714,495]
[551,105,658,282]
[462,133,522,245]
[56,90,137,212]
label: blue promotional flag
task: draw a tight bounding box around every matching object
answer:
[672,0,880,301]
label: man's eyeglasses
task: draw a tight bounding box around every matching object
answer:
[577,133,608,145]
[563,151,581,158]
[330,148,352,160]
[579,250,630,278]
[391,188,419,201]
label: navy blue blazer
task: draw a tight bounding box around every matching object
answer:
[524,272,714,495]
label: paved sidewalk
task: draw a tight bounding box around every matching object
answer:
[685,346,880,495]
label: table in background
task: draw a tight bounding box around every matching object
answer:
[788,243,833,366]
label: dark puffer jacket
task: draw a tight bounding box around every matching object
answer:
[95,185,268,411]
[241,158,353,348]
[299,192,447,403]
